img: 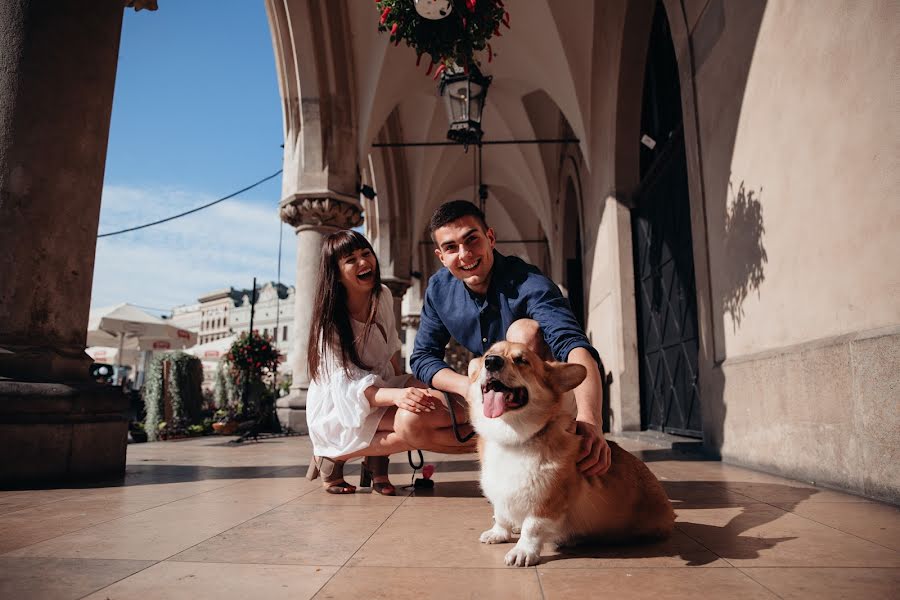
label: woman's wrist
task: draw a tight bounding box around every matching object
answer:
[365,385,391,408]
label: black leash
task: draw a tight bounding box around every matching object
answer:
[443,391,476,443]
[404,392,473,490]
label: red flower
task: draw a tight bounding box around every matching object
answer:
[380,6,390,25]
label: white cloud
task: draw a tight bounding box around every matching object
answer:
[91,184,297,313]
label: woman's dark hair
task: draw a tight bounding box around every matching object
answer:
[307,230,382,381]
[428,200,489,241]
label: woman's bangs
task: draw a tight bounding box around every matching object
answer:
[329,231,372,262]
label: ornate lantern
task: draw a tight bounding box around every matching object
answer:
[439,65,492,147]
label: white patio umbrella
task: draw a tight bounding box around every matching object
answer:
[186,335,237,391]
[87,303,198,383]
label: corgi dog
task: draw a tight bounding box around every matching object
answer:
[467,341,675,567]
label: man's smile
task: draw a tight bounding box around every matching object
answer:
[460,258,481,272]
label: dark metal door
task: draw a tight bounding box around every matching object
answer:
[632,134,701,437]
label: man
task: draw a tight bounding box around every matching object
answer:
[410,200,611,476]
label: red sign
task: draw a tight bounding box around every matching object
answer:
[177,329,191,339]
[203,350,220,358]
[152,341,172,349]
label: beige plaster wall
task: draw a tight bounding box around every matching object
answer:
[698,0,900,359]
[690,0,899,501]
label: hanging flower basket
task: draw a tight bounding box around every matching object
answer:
[377,0,509,73]
[222,331,281,417]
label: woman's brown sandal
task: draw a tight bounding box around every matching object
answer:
[307,456,356,494]
[362,456,396,496]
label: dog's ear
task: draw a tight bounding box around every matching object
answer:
[467,356,482,380]
[544,362,587,393]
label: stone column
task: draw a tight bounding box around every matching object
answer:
[0,0,132,482]
[381,278,410,337]
[275,194,363,433]
[382,277,410,371]
[400,314,421,375]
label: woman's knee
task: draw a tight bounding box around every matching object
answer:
[506,319,550,358]
[393,410,431,445]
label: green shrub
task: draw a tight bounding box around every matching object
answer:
[143,352,204,441]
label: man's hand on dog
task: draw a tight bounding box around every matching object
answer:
[576,421,611,476]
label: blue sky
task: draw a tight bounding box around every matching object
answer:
[91,2,295,314]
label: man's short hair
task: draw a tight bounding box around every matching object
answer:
[429,200,489,241]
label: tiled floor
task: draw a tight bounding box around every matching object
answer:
[0,435,897,599]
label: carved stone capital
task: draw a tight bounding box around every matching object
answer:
[279,194,363,230]
[381,277,411,299]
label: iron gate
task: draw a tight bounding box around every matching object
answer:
[632,135,702,437]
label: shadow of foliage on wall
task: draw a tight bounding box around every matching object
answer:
[722,180,768,330]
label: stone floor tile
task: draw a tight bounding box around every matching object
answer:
[772,500,900,551]
[315,566,542,599]
[676,504,900,567]
[400,478,486,502]
[6,499,277,560]
[171,503,396,565]
[172,476,319,508]
[538,567,778,599]
[538,529,728,568]
[740,567,900,599]
[0,495,171,555]
[80,561,337,600]
[346,502,510,568]
[661,481,762,507]
[293,485,412,506]
[1,435,896,599]
[719,481,870,505]
[0,557,153,600]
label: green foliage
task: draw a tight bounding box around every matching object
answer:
[377,0,507,67]
[143,352,204,441]
[213,360,239,413]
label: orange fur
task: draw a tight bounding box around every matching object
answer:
[468,342,675,565]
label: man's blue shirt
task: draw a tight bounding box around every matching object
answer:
[410,251,599,385]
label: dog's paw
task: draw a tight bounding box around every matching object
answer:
[504,546,542,567]
[480,527,511,544]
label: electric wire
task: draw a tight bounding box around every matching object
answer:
[97,169,283,238]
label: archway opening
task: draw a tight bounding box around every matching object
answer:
[631,0,702,438]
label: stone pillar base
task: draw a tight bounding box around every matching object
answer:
[0,380,129,484]
[275,389,309,434]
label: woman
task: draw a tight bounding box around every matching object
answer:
[306,230,475,495]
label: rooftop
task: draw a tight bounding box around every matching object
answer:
[1,435,897,599]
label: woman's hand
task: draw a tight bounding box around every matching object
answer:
[392,387,438,413]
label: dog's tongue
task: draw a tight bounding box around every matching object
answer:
[482,389,507,418]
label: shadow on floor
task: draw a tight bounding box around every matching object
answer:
[543,480,816,566]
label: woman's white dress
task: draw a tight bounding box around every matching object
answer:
[306,286,411,458]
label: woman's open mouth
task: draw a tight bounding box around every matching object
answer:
[357,268,373,281]
[481,378,528,419]
[460,258,481,272]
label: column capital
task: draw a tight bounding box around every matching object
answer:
[381,277,411,299]
[279,194,363,230]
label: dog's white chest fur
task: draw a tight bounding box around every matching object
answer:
[480,441,553,524]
